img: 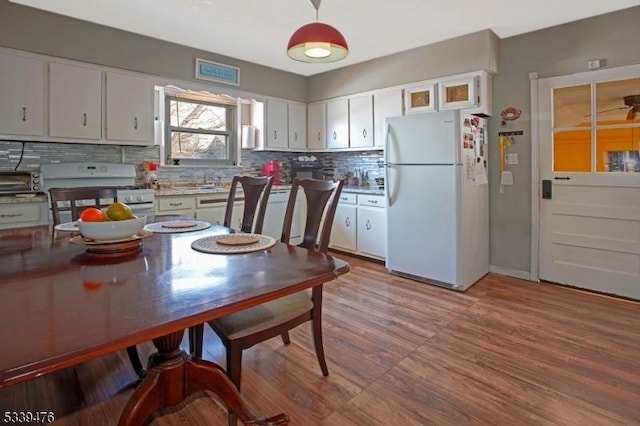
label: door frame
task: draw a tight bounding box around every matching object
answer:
[530,64,640,283]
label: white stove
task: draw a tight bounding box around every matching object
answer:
[40,163,155,223]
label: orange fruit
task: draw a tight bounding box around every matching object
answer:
[80,207,105,222]
[106,202,134,221]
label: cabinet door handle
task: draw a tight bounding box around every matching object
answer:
[368,199,378,204]
[317,132,321,141]
[345,217,350,227]
[169,202,183,207]
[1,212,24,218]
[363,129,367,138]
[83,113,87,126]
[294,132,298,141]
[273,130,277,140]
[365,219,371,230]
[21,107,27,122]
[134,117,138,130]
[333,131,337,140]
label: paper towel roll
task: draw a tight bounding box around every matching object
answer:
[241,125,256,149]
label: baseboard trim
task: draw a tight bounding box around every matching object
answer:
[489,265,533,281]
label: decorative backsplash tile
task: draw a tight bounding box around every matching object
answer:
[0,140,383,187]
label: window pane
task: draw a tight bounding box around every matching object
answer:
[553,85,591,128]
[170,132,230,160]
[170,100,228,130]
[553,129,591,172]
[596,78,640,125]
[597,127,640,172]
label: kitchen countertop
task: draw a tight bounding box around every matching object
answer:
[155,184,384,197]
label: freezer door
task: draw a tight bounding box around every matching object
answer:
[386,110,460,165]
[385,163,460,285]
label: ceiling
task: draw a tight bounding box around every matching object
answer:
[9,0,640,77]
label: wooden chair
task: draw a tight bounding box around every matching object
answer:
[191,178,344,420]
[224,175,273,233]
[48,186,146,379]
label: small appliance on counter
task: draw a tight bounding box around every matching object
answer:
[262,159,283,185]
[290,156,324,181]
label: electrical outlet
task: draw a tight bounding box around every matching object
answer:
[588,59,602,69]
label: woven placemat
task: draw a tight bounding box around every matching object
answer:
[144,220,211,233]
[191,233,276,254]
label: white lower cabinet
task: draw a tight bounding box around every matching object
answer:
[330,193,357,251]
[155,196,196,218]
[329,192,386,259]
[196,195,244,230]
[262,190,305,246]
[0,201,48,229]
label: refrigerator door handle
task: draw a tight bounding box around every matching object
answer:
[383,121,391,164]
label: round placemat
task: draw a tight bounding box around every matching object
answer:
[144,220,211,233]
[191,233,276,254]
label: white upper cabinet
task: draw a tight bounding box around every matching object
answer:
[265,98,288,149]
[326,98,349,149]
[288,102,307,150]
[105,72,152,143]
[0,52,45,136]
[49,62,102,140]
[349,94,374,148]
[374,89,403,148]
[307,101,326,150]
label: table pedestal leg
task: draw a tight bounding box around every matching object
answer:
[117,330,289,426]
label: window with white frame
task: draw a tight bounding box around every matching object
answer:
[165,95,237,165]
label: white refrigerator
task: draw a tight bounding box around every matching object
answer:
[384,110,489,291]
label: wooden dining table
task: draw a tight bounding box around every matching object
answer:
[0,215,349,425]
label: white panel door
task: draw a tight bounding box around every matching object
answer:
[307,102,326,150]
[105,72,152,143]
[538,65,640,300]
[288,103,307,150]
[349,94,374,148]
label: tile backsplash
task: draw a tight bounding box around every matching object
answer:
[0,140,383,187]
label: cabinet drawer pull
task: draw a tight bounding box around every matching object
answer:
[1,212,24,218]
[21,107,27,122]
[368,199,378,204]
[83,113,87,126]
[169,202,183,207]
[365,219,371,230]
[134,117,138,130]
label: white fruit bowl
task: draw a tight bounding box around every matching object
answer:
[78,216,146,242]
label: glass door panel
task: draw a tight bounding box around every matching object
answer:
[553,129,591,172]
[553,85,591,128]
[596,78,640,124]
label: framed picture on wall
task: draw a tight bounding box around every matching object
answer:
[404,83,437,114]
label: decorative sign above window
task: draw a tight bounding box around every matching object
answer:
[195,58,240,86]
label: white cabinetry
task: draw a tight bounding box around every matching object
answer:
[307,102,326,150]
[326,98,349,149]
[0,52,45,137]
[196,195,244,230]
[49,62,102,140]
[374,89,403,148]
[330,192,386,259]
[288,103,307,150]
[105,72,152,143]
[265,98,288,149]
[349,94,374,148]
[156,195,196,218]
[330,193,357,251]
[262,189,305,246]
[0,201,48,230]
[356,195,386,258]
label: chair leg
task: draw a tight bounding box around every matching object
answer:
[226,343,243,426]
[280,331,291,345]
[188,324,204,358]
[312,316,329,376]
[126,345,146,379]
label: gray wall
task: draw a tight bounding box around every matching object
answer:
[0,0,307,102]
[308,30,500,100]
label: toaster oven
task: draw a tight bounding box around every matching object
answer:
[0,171,41,194]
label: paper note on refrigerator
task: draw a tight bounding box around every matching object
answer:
[475,159,488,185]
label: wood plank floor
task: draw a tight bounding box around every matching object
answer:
[1,253,639,425]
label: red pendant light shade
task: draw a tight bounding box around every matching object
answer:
[287,2,348,63]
